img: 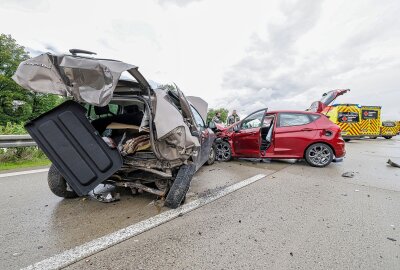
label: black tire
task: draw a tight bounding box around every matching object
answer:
[206,145,216,165]
[48,164,78,198]
[164,164,195,209]
[344,139,351,142]
[305,143,334,168]
[215,141,232,161]
[384,136,393,139]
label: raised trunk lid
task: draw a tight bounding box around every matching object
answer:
[308,89,350,113]
[12,53,152,106]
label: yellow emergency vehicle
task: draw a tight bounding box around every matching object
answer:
[380,121,398,139]
[323,104,362,141]
[397,121,400,135]
[360,106,381,138]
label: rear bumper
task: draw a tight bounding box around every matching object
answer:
[333,142,346,158]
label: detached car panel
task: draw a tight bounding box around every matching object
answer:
[25,100,123,196]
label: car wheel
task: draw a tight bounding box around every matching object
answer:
[48,164,78,198]
[305,143,334,168]
[206,145,216,165]
[344,139,351,142]
[164,164,195,209]
[216,141,232,161]
[384,136,393,139]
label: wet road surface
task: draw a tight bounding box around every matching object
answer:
[0,158,288,269]
[1,137,400,269]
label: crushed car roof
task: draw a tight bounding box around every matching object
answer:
[13,53,151,106]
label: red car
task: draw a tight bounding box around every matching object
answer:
[213,109,345,167]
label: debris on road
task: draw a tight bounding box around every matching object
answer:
[342,171,355,178]
[387,159,400,168]
[387,237,397,242]
[91,191,121,203]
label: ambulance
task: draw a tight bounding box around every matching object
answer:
[380,121,398,139]
[308,89,362,141]
[360,106,381,138]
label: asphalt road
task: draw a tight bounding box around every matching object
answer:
[1,137,400,269]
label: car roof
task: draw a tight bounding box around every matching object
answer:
[267,110,320,115]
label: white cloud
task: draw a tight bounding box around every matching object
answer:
[0,0,399,119]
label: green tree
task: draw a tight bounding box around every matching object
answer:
[207,108,229,124]
[0,34,63,126]
[0,34,32,124]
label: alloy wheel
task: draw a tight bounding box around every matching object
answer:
[216,142,231,161]
[308,144,332,166]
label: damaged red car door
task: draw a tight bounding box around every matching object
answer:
[231,109,267,157]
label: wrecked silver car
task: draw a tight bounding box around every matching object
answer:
[13,49,216,208]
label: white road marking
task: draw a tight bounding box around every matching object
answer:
[0,168,49,178]
[21,173,266,270]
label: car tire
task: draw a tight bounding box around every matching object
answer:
[216,141,232,161]
[48,164,78,198]
[305,143,334,168]
[344,139,351,142]
[206,145,216,165]
[384,136,393,139]
[164,164,195,209]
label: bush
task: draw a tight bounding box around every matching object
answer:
[0,147,47,163]
[0,122,27,135]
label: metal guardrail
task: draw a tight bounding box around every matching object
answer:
[0,135,37,148]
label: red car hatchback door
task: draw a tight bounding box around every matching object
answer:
[273,112,319,158]
[231,109,267,157]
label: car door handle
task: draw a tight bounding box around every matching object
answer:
[301,128,313,131]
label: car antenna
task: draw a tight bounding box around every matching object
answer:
[69,49,97,56]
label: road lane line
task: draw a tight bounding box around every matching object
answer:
[22,173,266,270]
[0,168,49,178]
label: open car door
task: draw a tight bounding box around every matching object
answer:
[308,89,350,113]
[25,101,123,196]
[231,108,268,158]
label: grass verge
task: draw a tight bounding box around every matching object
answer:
[0,158,50,171]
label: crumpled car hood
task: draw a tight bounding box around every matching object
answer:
[12,53,150,106]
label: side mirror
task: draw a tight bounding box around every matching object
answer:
[208,121,216,129]
[233,125,239,132]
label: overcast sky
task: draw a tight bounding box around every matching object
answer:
[1,0,399,119]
